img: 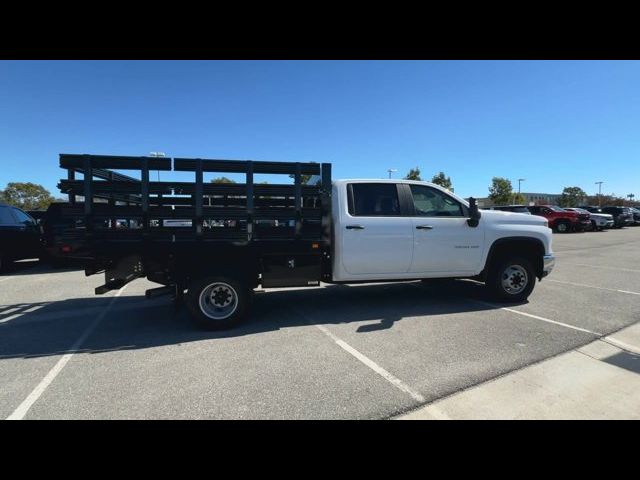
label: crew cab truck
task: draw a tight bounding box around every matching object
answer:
[526,205,589,233]
[51,154,555,330]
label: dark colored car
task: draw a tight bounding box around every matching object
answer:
[599,206,633,228]
[629,207,640,225]
[0,203,43,271]
[486,205,532,214]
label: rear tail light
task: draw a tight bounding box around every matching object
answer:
[60,245,72,254]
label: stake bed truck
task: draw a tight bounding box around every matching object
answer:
[49,154,555,329]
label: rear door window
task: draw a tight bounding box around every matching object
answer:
[349,183,401,216]
[0,206,17,224]
[11,208,35,225]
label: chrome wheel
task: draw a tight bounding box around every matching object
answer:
[557,222,568,233]
[501,265,528,295]
[198,282,239,320]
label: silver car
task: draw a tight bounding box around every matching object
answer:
[565,207,614,231]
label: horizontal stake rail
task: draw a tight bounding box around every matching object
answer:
[57,154,329,243]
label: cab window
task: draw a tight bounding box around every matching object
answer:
[348,183,400,216]
[409,185,463,217]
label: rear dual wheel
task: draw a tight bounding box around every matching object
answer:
[186,276,251,330]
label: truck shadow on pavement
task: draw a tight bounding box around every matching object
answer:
[0,280,527,360]
[0,259,83,277]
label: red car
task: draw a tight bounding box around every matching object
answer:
[526,205,590,233]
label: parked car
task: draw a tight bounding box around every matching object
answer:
[485,205,531,214]
[26,210,48,225]
[629,207,640,225]
[0,203,44,271]
[599,206,633,228]
[564,207,614,231]
[526,205,589,233]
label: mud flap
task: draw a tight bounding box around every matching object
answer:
[95,255,144,294]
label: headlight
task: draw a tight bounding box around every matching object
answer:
[544,220,549,228]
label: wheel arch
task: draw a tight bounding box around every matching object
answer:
[481,237,546,281]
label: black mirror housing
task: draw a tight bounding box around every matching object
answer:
[467,197,481,227]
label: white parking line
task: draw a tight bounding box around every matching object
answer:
[22,304,49,313]
[6,286,127,420]
[564,263,640,274]
[471,299,602,336]
[0,306,26,315]
[292,308,425,403]
[0,304,49,324]
[547,278,640,296]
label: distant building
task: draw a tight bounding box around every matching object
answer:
[520,192,562,205]
[475,192,562,207]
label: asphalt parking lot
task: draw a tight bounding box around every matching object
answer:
[1,227,639,419]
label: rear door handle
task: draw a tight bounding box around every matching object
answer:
[346,225,365,230]
[416,225,433,230]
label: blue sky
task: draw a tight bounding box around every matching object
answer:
[1,60,639,199]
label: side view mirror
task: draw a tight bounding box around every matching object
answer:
[467,197,481,227]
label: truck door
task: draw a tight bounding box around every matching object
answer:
[404,184,485,274]
[340,183,413,275]
[9,207,42,259]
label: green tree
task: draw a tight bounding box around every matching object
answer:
[289,174,312,184]
[431,172,453,192]
[558,186,587,208]
[404,167,422,181]
[488,177,515,205]
[211,177,236,184]
[0,182,55,210]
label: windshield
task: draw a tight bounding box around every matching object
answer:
[549,206,566,212]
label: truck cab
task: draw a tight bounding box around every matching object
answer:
[331,179,555,293]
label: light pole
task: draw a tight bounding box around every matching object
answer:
[516,178,525,205]
[595,181,603,206]
[387,169,397,179]
[149,151,165,182]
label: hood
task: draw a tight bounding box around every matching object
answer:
[481,209,548,226]
[589,212,613,220]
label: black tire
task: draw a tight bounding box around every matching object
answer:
[186,276,251,330]
[486,256,536,303]
[554,221,570,233]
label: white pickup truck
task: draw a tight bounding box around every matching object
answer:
[331,179,554,293]
[54,154,555,330]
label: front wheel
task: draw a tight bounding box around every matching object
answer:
[186,276,251,330]
[555,221,570,233]
[486,256,536,303]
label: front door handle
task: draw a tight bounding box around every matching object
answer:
[346,225,365,230]
[415,225,433,230]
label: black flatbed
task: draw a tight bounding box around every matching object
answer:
[50,154,333,293]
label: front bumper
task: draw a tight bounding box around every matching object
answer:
[542,254,555,278]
